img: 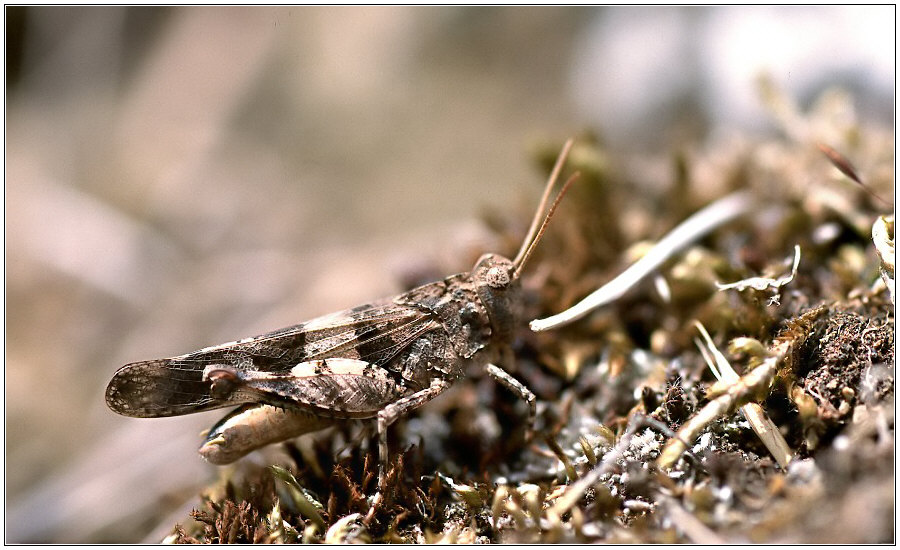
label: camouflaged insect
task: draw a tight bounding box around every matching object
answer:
[105,140,576,485]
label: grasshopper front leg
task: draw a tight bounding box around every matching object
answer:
[486,363,537,440]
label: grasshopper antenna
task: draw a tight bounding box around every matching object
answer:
[512,138,578,278]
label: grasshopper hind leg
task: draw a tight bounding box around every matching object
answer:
[375,378,452,487]
[366,378,451,523]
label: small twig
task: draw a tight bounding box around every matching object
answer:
[531,191,755,331]
[657,322,793,469]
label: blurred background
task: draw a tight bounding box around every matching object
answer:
[4,6,893,542]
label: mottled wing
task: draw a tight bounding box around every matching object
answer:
[106,301,437,418]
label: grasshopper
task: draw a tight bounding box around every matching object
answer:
[105,140,576,487]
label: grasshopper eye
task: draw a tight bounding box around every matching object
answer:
[486,266,511,288]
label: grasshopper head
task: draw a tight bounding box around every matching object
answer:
[472,138,578,344]
[473,253,522,342]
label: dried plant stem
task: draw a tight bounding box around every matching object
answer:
[657,322,794,469]
[872,215,894,303]
[531,191,755,331]
[545,414,645,520]
[659,495,727,544]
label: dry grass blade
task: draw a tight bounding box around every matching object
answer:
[715,245,801,292]
[817,142,890,207]
[270,466,326,530]
[817,142,863,185]
[531,191,755,331]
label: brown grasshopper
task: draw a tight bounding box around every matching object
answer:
[105,140,576,486]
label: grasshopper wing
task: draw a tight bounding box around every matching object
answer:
[106,302,437,418]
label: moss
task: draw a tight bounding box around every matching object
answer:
[163,85,894,543]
